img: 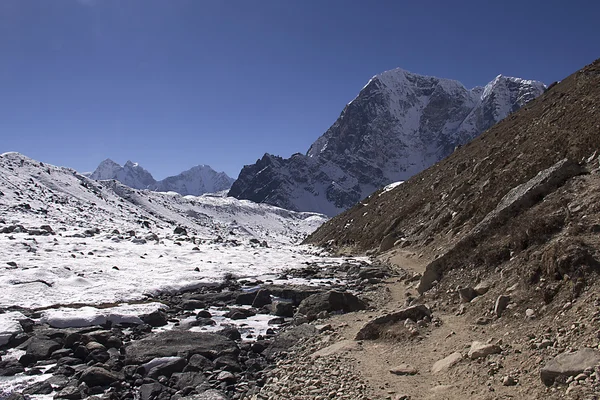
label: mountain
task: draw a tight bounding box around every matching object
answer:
[306,58,600,290]
[153,165,235,196]
[89,159,235,195]
[90,159,156,190]
[229,68,545,216]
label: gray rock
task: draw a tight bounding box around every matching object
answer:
[431,352,462,374]
[79,366,118,386]
[468,341,502,359]
[144,356,187,379]
[252,289,272,308]
[272,301,294,317]
[54,385,81,399]
[125,331,238,364]
[355,304,431,340]
[494,295,511,317]
[540,348,600,386]
[25,336,62,361]
[296,290,367,320]
[139,382,165,400]
[458,287,477,303]
[170,371,207,390]
[389,364,418,375]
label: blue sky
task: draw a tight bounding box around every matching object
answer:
[1,0,598,179]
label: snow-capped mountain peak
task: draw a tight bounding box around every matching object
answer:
[230,68,545,216]
[89,160,235,196]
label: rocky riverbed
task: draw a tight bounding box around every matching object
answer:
[0,260,395,400]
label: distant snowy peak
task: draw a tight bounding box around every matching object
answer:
[89,159,234,196]
[153,165,235,196]
[90,159,156,190]
[231,67,545,216]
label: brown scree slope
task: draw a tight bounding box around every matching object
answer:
[305,59,600,275]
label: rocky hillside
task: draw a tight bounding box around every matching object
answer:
[298,58,600,400]
[307,58,600,293]
[229,69,545,216]
[90,159,235,196]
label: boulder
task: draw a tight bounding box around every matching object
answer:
[431,352,462,374]
[223,308,256,320]
[125,331,238,364]
[296,291,367,320]
[252,289,272,308]
[494,295,511,317]
[389,364,418,375]
[540,348,600,386]
[25,336,62,361]
[78,366,118,386]
[355,304,431,340]
[272,301,295,317]
[468,341,502,359]
[458,287,477,303]
[143,356,187,378]
[170,371,207,390]
[141,309,168,327]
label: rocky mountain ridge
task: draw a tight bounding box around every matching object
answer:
[229,68,545,216]
[90,159,235,196]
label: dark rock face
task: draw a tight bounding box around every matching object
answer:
[124,331,239,364]
[229,70,545,215]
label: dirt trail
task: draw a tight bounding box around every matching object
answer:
[315,250,547,400]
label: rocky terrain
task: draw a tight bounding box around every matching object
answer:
[90,159,235,196]
[229,69,544,216]
[298,59,600,398]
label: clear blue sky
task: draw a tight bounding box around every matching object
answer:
[1,0,598,179]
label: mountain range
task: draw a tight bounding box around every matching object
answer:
[229,68,546,216]
[89,159,235,196]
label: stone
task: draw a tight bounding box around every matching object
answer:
[54,385,81,399]
[355,304,431,340]
[458,287,477,303]
[78,366,118,386]
[525,308,535,318]
[223,308,256,320]
[474,281,491,295]
[170,371,207,390]
[379,233,397,253]
[125,331,238,364]
[540,348,600,386]
[180,300,206,310]
[185,354,214,372]
[139,382,165,400]
[251,289,272,308]
[296,291,367,320]
[431,352,462,374]
[502,376,517,386]
[217,370,236,382]
[494,295,510,317]
[389,364,418,375]
[144,356,187,379]
[272,301,294,317]
[22,381,54,395]
[468,341,502,359]
[141,309,169,327]
[25,336,62,361]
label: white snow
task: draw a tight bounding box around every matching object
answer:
[379,181,404,196]
[0,153,363,345]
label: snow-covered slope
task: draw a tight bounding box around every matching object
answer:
[89,159,235,195]
[0,152,333,310]
[229,69,545,215]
